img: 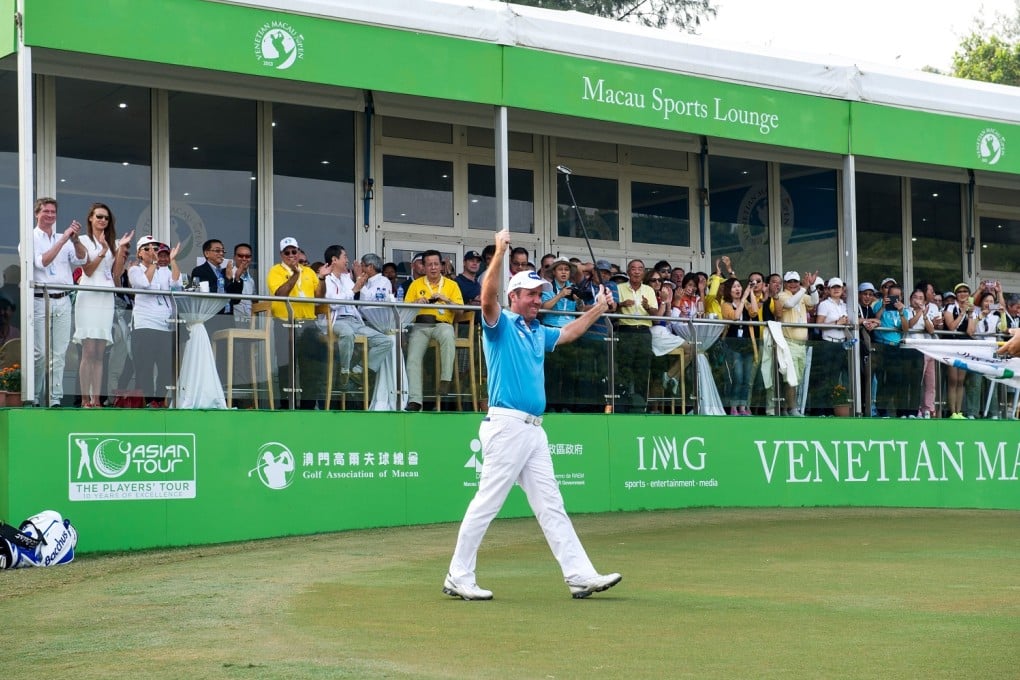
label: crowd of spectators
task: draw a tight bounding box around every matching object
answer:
[21,194,1020,417]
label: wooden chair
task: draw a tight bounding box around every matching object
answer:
[316,304,370,410]
[211,301,274,409]
[427,310,478,411]
[451,310,479,411]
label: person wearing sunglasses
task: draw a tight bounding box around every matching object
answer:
[128,235,182,408]
[229,243,256,326]
[191,239,243,334]
[267,237,328,408]
[71,203,134,407]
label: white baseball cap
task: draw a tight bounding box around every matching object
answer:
[827,277,844,288]
[783,271,800,282]
[507,270,552,294]
[279,237,299,252]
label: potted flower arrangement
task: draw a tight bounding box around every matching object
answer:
[829,382,851,417]
[0,363,22,406]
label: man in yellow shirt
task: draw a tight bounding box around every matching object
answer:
[616,259,657,412]
[267,237,327,407]
[404,249,464,411]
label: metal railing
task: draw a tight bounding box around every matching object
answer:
[16,282,1017,418]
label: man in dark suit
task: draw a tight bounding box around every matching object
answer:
[190,238,243,339]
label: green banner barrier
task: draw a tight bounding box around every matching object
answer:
[1,410,1016,554]
[852,102,1020,175]
[24,0,502,104]
[503,48,850,154]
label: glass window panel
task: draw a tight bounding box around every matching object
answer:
[557,138,618,163]
[169,92,256,272]
[779,164,838,276]
[465,127,534,153]
[629,146,688,171]
[273,104,355,266]
[556,175,618,241]
[382,155,454,227]
[381,116,452,144]
[631,182,690,247]
[708,156,769,277]
[56,78,151,248]
[0,72,22,299]
[467,164,535,233]
[978,185,1020,207]
[911,178,961,289]
[856,173,903,287]
[979,215,1020,273]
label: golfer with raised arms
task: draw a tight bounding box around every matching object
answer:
[443,228,622,600]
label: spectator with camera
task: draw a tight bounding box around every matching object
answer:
[541,257,583,328]
[871,283,916,416]
[403,250,464,412]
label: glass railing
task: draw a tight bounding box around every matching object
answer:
[16,282,1017,419]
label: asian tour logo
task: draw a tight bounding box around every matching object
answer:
[68,433,196,501]
[976,128,1006,166]
[254,21,304,71]
[250,442,295,490]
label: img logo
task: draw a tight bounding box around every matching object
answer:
[977,128,1006,166]
[68,433,196,501]
[254,21,304,71]
[249,442,295,490]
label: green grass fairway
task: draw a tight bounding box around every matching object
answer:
[2,508,1017,679]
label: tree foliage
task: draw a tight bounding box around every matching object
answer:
[951,3,1020,86]
[505,0,717,32]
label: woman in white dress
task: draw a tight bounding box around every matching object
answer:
[72,203,133,407]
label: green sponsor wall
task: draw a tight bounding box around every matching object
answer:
[1,410,1017,554]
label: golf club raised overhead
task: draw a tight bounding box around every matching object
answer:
[554,163,601,287]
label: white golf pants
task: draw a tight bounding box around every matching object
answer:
[448,410,597,584]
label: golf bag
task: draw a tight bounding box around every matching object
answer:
[0,510,78,569]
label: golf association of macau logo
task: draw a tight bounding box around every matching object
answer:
[976,128,1006,166]
[68,433,197,501]
[250,442,296,490]
[254,21,304,71]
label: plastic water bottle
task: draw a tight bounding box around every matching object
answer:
[396,284,404,300]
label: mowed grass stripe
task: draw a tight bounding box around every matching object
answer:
[2,508,1017,679]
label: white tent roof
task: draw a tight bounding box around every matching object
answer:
[223,0,1020,124]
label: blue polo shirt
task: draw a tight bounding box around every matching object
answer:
[483,309,560,416]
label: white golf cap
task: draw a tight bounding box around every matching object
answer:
[279,237,299,252]
[827,277,844,288]
[507,270,552,294]
[136,235,159,250]
[783,271,800,282]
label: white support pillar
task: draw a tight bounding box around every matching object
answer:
[16,1,35,401]
[842,153,861,415]
[494,106,509,302]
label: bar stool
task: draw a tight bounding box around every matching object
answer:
[211,301,274,409]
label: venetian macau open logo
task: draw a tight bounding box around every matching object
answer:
[254,21,304,71]
[68,433,197,501]
[976,128,1006,166]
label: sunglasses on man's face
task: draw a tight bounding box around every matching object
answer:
[282,249,299,256]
